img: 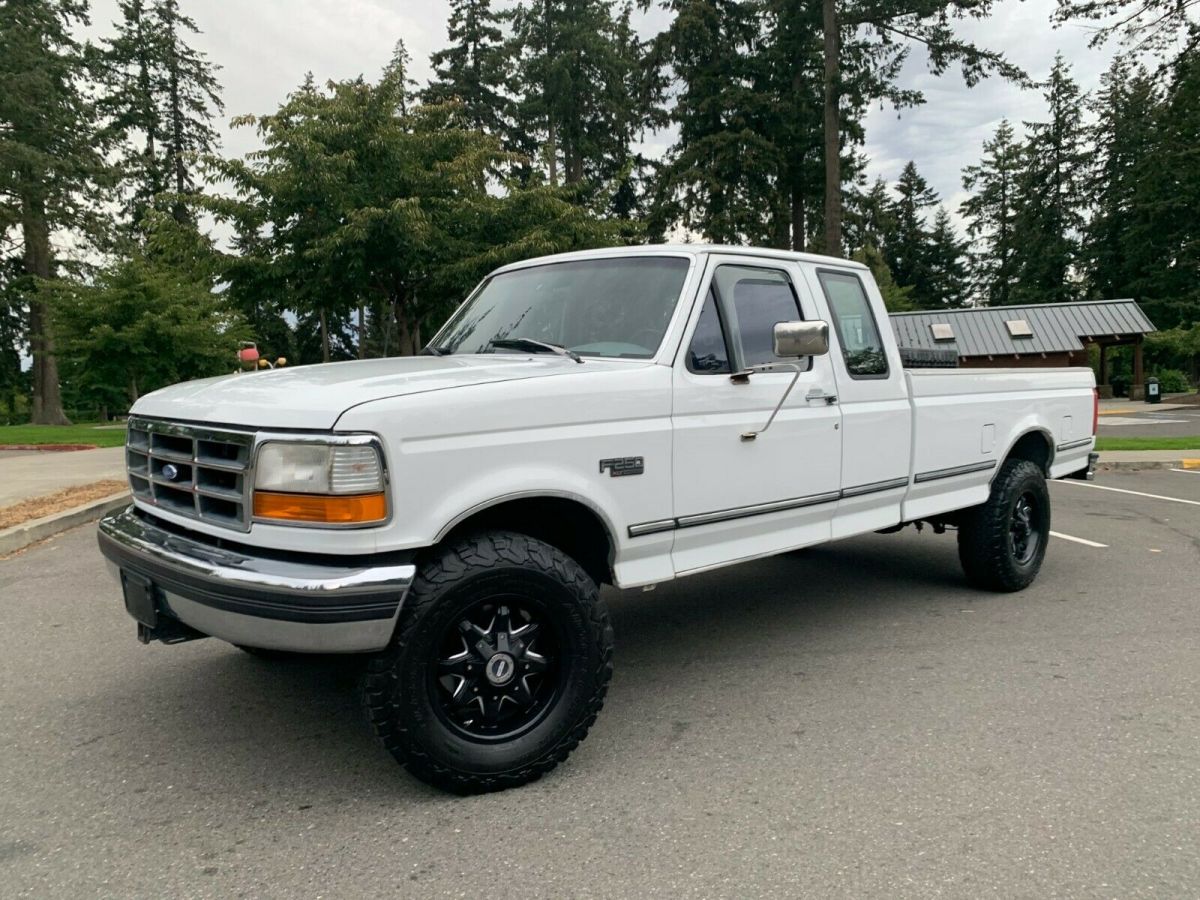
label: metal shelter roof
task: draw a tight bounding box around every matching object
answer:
[889,300,1156,358]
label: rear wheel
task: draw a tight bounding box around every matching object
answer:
[957,458,1050,592]
[362,530,613,794]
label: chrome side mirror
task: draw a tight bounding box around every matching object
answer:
[774,320,830,358]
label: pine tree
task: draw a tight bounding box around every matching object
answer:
[642,0,781,243]
[0,0,111,424]
[1126,40,1200,328]
[1010,55,1088,304]
[507,0,647,202]
[845,177,897,257]
[925,207,969,309]
[887,161,938,303]
[851,243,913,311]
[104,0,223,229]
[424,0,511,136]
[762,0,826,250]
[1082,58,1159,304]
[960,119,1021,306]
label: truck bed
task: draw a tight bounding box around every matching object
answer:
[901,366,1096,521]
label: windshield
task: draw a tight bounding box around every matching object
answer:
[432,257,691,360]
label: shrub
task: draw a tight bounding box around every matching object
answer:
[1151,368,1193,393]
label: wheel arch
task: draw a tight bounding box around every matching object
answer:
[435,492,617,587]
[1000,427,1054,476]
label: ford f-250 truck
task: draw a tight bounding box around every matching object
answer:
[98,245,1099,793]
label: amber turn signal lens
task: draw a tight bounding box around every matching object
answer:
[253,491,387,524]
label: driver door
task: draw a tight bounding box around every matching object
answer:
[670,256,842,574]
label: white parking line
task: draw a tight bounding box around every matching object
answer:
[1054,479,1200,507]
[1049,530,1108,548]
[1170,468,1200,475]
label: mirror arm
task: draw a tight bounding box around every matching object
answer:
[740,363,803,441]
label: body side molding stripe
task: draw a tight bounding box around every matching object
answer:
[1056,437,1094,452]
[627,466,985,538]
[627,489,843,538]
[627,519,676,537]
[913,460,998,484]
[840,476,910,498]
[676,491,842,529]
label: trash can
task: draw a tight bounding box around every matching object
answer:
[1146,376,1161,404]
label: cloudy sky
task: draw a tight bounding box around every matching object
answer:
[81,0,1121,226]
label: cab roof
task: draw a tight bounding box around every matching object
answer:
[491,244,868,276]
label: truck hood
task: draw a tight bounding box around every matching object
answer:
[133,355,646,430]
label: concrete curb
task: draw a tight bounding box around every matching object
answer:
[0,493,129,557]
[1098,457,1200,472]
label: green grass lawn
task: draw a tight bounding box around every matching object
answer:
[1095,436,1200,452]
[0,423,128,448]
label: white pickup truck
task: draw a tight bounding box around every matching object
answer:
[99,245,1098,793]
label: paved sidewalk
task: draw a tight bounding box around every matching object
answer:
[0,446,126,506]
[1098,400,1190,416]
[1098,449,1200,467]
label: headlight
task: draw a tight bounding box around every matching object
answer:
[253,440,387,525]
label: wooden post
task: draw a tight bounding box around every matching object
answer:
[1131,336,1145,400]
[1098,343,1107,387]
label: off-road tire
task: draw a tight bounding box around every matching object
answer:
[957,458,1050,592]
[362,530,613,794]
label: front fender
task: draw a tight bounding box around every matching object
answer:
[334,366,677,587]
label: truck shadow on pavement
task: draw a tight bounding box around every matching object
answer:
[97,531,976,800]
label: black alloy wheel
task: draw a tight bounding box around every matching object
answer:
[1008,491,1043,566]
[432,599,563,742]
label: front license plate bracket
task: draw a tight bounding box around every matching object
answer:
[121,570,159,629]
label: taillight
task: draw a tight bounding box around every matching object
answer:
[1092,387,1099,435]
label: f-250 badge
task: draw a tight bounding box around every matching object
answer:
[599,457,644,477]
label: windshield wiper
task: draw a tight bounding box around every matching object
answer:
[488,338,583,363]
[421,345,449,356]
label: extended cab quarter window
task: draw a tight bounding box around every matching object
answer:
[818,270,889,378]
[688,265,807,374]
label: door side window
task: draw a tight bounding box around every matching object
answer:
[817,270,889,378]
[698,265,808,374]
[686,288,733,374]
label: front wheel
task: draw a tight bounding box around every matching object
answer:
[362,531,613,794]
[957,458,1050,592]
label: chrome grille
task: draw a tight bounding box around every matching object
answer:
[126,416,255,531]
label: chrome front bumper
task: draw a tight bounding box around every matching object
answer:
[97,506,415,653]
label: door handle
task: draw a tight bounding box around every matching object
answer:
[805,388,838,405]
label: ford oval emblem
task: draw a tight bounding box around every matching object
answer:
[161,463,179,482]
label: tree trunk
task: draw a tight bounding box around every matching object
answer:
[22,196,71,426]
[358,304,367,359]
[792,185,806,253]
[822,0,842,256]
[134,0,159,226]
[166,8,188,224]
[319,308,330,363]
[547,118,559,186]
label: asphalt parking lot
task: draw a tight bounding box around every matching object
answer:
[2,469,1198,899]
[1098,401,1200,438]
